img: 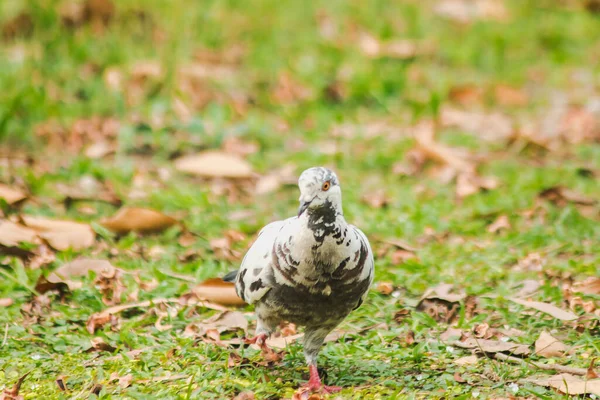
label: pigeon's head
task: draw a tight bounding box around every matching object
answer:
[297,167,342,217]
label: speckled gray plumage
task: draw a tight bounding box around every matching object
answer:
[232,167,374,370]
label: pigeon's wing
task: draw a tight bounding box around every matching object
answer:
[349,225,375,309]
[235,219,289,304]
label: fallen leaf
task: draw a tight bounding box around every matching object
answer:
[87,337,117,353]
[90,384,102,396]
[2,12,33,40]
[455,355,479,366]
[0,184,27,205]
[434,0,509,23]
[175,151,254,178]
[118,374,133,389]
[393,308,411,323]
[414,121,473,173]
[573,277,600,295]
[21,216,95,251]
[487,215,511,233]
[255,164,297,195]
[0,298,13,307]
[525,373,600,396]
[191,278,245,306]
[86,298,187,334]
[221,137,260,158]
[184,311,248,337]
[0,372,30,400]
[100,207,178,234]
[232,391,255,400]
[376,282,394,295]
[362,189,390,209]
[539,186,596,207]
[587,359,599,379]
[36,259,117,293]
[271,72,313,104]
[494,85,528,106]
[512,279,541,298]
[458,338,531,356]
[448,85,484,106]
[440,107,513,141]
[55,376,67,391]
[507,297,578,321]
[454,371,466,383]
[535,331,567,358]
[416,283,467,323]
[455,172,499,198]
[358,32,435,60]
[0,220,39,247]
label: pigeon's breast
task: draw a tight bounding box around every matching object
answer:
[260,275,370,327]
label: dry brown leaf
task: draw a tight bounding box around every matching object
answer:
[271,72,313,104]
[587,359,599,379]
[184,311,248,337]
[0,298,13,307]
[362,189,390,209]
[487,215,511,233]
[88,337,117,353]
[86,298,186,334]
[455,355,479,366]
[100,207,177,235]
[573,277,600,295]
[376,282,394,295]
[535,331,567,358]
[0,220,38,247]
[455,173,499,198]
[416,283,467,323]
[440,107,513,141]
[2,12,34,40]
[55,376,67,391]
[513,279,541,299]
[174,151,254,179]
[255,164,297,195]
[209,232,244,261]
[0,372,30,400]
[413,121,473,173]
[539,186,596,207]
[525,373,600,396]
[20,216,95,251]
[393,309,411,323]
[221,137,260,158]
[191,278,246,306]
[459,337,531,356]
[358,33,435,60]
[448,85,484,106]
[434,0,509,23]
[232,391,256,400]
[0,184,27,205]
[36,259,117,293]
[507,297,578,321]
[494,85,528,106]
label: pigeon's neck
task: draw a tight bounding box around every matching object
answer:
[305,200,344,227]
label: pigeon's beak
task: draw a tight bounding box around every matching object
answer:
[298,200,310,217]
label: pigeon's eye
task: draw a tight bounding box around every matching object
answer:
[321,181,331,191]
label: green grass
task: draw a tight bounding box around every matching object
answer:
[1,0,600,398]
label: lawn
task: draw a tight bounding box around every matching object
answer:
[1,0,600,399]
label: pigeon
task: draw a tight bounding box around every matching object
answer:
[224,167,374,393]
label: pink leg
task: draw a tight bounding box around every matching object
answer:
[303,365,342,394]
[244,333,270,352]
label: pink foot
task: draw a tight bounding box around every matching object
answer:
[302,365,342,394]
[244,333,280,360]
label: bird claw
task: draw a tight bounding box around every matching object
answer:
[243,333,273,354]
[302,383,342,394]
[302,365,342,394]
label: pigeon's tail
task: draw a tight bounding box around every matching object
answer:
[222,270,239,282]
